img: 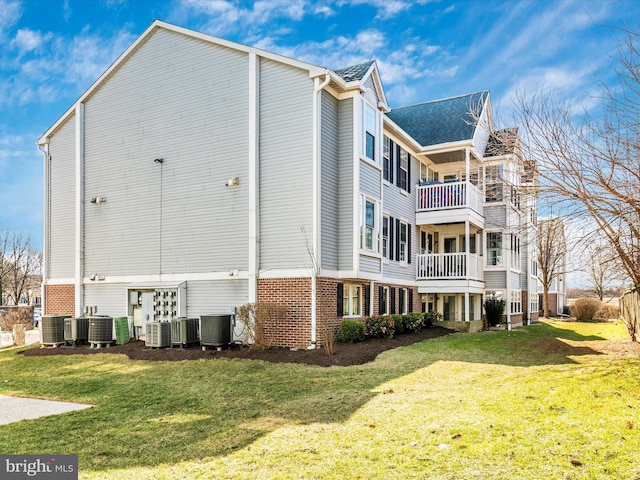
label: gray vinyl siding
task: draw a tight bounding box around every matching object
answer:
[320,91,339,270]
[381,155,417,280]
[186,280,248,316]
[338,98,354,270]
[484,271,506,289]
[84,283,127,316]
[259,58,314,270]
[82,28,249,276]
[360,160,381,198]
[359,255,381,273]
[510,272,522,290]
[485,206,507,230]
[47,114,76,279]
[363,76,376,99]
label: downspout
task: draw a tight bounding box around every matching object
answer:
[309,71,331,350]
[38,142,49,314]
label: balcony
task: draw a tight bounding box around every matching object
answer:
[416,253,483,281]
[416,181,484,226]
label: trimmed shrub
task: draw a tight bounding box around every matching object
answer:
[423,311,442,328]
[571,298,603,321]
[337,320,365,343]
[365,315,395,339]
[391,314,404,334]
[484,298,506,327]
[403,313,424,333]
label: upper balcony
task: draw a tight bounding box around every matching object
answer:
[416,181,484,227]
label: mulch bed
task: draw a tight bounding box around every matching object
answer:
[21,327,453,367]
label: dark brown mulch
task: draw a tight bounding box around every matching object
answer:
[20,327,453,367]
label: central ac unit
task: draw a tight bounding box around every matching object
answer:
[171,318,199,348]
[41,315,69,346]
[200,315,231,347]
[88,316,114,347]
[146,322,171,348]
[64,317,89,346]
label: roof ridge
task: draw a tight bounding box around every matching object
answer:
[389,90,489,111]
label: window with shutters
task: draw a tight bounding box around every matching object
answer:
[382,215,389,259]
[399,221,408,263]
[342,284,361,317]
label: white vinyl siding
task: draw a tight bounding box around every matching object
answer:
[47,114,76,279]
[259,59,314,269]
[338,99,354,269]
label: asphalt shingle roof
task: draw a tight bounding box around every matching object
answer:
[386,91,489,147]
[333,60,375,82]
[485,127,519,157]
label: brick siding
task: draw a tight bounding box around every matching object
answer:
[44,284,75,315]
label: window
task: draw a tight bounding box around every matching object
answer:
[399,149,409,190]
[485,165,504,202]
[443,295,456,321]
[382,216,389,258]
[530,293,539,313]
[401,288,409,314]
[380,286,390,315]
[511,290,522,314]
[511,235,520,267]
[362,98,379,163]
[399,221,408,262]
[420,163,436,183]
[383,136,392,182]
[360,195,378,252]
[343,284,361,317]
[487,232,502,266]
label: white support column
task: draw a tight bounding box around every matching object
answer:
[465,219,470,322]
[75,103,85,317]
[248,52,259,305]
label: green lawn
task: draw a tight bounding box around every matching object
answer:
[1,320,639,479]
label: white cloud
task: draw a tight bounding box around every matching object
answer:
[337,0,411,20]
[11,28,52,53]
[0,0,21,40]
[313,4,335,17]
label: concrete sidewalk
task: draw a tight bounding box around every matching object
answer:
[0,395,92,425]
[0,328,41,349]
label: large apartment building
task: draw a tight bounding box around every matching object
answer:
[38,21,539,348]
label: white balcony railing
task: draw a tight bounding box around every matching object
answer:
[416,253,482,280]
[416,181,482,213]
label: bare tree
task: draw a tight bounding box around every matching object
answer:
[0,228,42,306]
[515,25,640,288]
[580,240,625,302]
[537,217,567,318]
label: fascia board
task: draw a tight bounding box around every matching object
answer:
[418,139,474,156]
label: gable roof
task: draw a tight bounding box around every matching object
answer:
[333,61,375,82]
[385,91,489,148]
[38,20,328,144]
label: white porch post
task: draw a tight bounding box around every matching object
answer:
[465,219,470,322]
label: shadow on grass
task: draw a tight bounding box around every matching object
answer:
[0,320,620,473]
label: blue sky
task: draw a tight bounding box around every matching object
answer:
[1,0,639,252]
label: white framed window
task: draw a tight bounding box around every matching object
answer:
[360,195,379,252]
[401,288,409,314]
[485,164,504,202]
[530,293,539,313]
[382,215,389,259]
[487,232,502,266]
[343,284,361,317]
[383,136,392,182]
[420,163,436,183]
[511,235,520,267]
[510,289,522,314]
[381,286,390,315]
[399,221,408,262]
[399,149,409,190]
[361,95,380,163]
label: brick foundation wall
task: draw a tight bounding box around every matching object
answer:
[44,284,75,315]
[257,278,312,349]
